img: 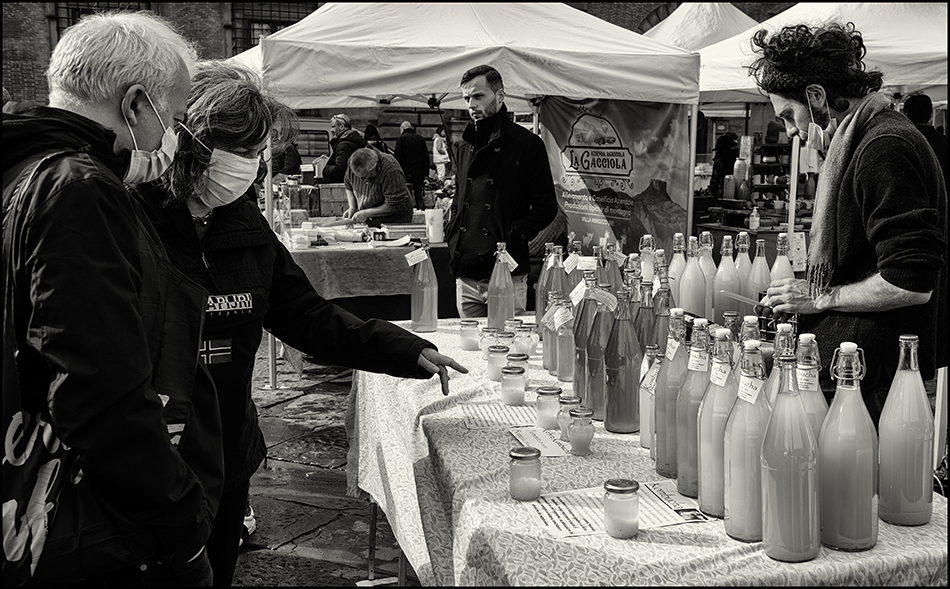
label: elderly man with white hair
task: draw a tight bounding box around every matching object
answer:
[2,11,219,586]
[343,147,415,225]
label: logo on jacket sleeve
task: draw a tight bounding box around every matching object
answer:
[199,339,232,365]
[206,292,253,315]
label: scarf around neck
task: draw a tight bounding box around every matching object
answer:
[807,92,891,297]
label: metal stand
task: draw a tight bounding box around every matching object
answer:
[358,499,407,587]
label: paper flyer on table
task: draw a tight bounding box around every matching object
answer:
[527,479,711,538]
[460,400,536,429]
[508,426,570,456]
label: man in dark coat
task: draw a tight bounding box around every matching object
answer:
[315,113,366,182]
[394,120,431,209]
[903,93,948,178]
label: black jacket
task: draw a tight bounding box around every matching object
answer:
[2,107,215,584]
[322,129,366,182]
[139,184,439,490]
[447,104,558,278]
[394,128,430,183]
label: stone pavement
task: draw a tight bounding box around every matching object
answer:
[232,336,420,587]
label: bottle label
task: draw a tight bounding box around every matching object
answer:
[498,251,519,273]
[541,304,559,331]
[687,349,709,372]
[737,375,765,404]
[709,361,730,387]
[797,367,820,391]
[591,288,618,312]
[546,255,557,270]
[665,337,680,361]
[642,361,661,392]
[608,249,628,265]
[569,280,587,306]
[404,248,429,266]
[563,252,580,274]
[553,306,574,331]
[577,256,598,271]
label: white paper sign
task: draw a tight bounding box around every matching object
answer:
[541,303,559,331]
[665,338,681,361]
[737,376,765,404]
[499,250,519,273]
[709,361,730,387]
[591,288,618,312]
[460,401,535,429]
[577,256,598,271]
[509,426,570,456]
[687,350,710,372]
[797,367,820,392]
[569,280,587,306]
[563,252,580,274]
[790,231,807,272]
[404,248,429,267]
[553,306,573,331]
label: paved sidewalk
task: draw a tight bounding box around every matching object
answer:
[232,336,420,587]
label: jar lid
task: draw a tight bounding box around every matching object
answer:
[460,319,480,326]
[481,327,499,334]
[507,353,529,362]
[569,406,594,418]
[488,345,510,354]
[501,366,525,375]
[559,394,581,405]
[496,331,516,339]
[536,386,562,397]
[504,319,523,325]
[603,478,639,494]
[509,446,541,460]
[518,322,538,329]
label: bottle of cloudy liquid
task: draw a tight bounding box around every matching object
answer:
[724,339,771,542]
[734,232,754,317]
[555,299,575,383]
[771,233,795,282]
[639,234,656,285]
[766,323,796,406]
[819,342,878,551]
[605,288,641,434]
[410,237,438,332]
[639,344,660,452]
[487,242,515,331]
[572,272,599,405]
[713,235,742,325]
[676,318,711,498]
[796,333,829,440]
[623,253,641,292]
[655,308,687,479]
[697,327,738,518]
[678,235,706,319]
[586,283,615,421]
[744,238,772,306]
[761,354,820,562]
[534,242,556,327]
[668,233,687,307]
[698,232,717,321]
[732,315,761,383]
[878,335,934,526]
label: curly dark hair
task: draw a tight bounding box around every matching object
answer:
[748,22,884,111]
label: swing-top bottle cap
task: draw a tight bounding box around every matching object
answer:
[671,308,684,316]
[693,318,708,327]
[899,334,919,343]
[799,333,816,343]
[744,315,758,323]
[839,342,858,354]
[777,323,793,332]
[715,328,731,339]
[744,339,761,350]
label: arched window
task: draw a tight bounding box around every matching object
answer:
[637,2,681,34]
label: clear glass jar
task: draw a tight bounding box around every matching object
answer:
[509,446,542,501]
[487,345,510,382]
[506,353,530,389]
[604,479,640,539]
[568,406,595,456]
[460,319,480,351]
[504,319,524,333]
[536,386,562,429]
[501,366,526,405]
[479,327,500,360]
[516,323,540,356]
[496,331,516,353]
[557,395,581,441]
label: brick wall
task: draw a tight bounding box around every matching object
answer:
[2,2,52,104]
[159,2,229,60]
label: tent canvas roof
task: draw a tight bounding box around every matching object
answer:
[643,2,758,52]
[229,2,700,110]
[699,2,948,103]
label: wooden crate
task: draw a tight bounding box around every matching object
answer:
[319,183,348,217]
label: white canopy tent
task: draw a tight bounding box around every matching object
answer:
[699,2,949,104]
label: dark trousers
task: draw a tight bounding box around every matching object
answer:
[409,182,426,209]
[206,478,251,587]
[55,551,214,586]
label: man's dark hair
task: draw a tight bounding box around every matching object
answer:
[460,65,504,93]
[748,22,884,112]
[903,94,934,125]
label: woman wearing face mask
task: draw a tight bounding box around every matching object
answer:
[138,61,468,587]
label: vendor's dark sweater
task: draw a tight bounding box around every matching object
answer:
[799,109,947,425]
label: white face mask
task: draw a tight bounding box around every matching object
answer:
[200,148,260,208]
[806,96,838,152]
[123,91,178,185]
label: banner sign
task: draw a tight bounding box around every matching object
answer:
[540,98,690,256]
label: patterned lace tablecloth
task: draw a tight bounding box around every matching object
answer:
[345,318,949,586]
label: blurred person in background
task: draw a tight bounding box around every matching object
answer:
[364,123,393,155]
[903,93,947,177]
[343,147,414,224]
[394,120,431,209]
[432,124,450,181]
[313,112,365,182]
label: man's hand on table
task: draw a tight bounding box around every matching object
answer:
[418,348,469,396]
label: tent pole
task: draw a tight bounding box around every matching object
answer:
[744,103,750,135]
[532,101,540,135]
[687,104,698,238]
[787,135,800,232]
[264,137,278,390]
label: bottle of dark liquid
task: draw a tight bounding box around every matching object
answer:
[605,288,642,433]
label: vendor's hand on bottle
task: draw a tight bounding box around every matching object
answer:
[418,348,469,396]
[764,277,822,315]
[350,210,367,224]
[341,206,355,220]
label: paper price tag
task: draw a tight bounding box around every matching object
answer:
[577,256,598,271]
[404,248,429,267]
[563,252,580,274]
[797,367,820,392]
[709,361,730,387]
[553,306,573,331]
[665,338,680,361]
[642,361,661,392]
[569,280,587,306]
[546,255,557,270]
[591,288,618,312]
[500,251,519,273]
[540,303,559,331]
[608,249,628,265]
[737,376,765,404]
[687,350,709,372]
[639,356,650,384]
[790,231,807,272]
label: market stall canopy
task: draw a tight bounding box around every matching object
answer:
[228,2,700,110]
[699,2,948,103]
[643,2,758,52]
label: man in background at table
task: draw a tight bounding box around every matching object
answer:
[394,120,431,210]
[343,147,414,225]
[903,94,948,178]
[445,64,558,318]
[750,22,947,425]
[314,112,365,183]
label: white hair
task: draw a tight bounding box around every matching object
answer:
[47,11,198,112]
